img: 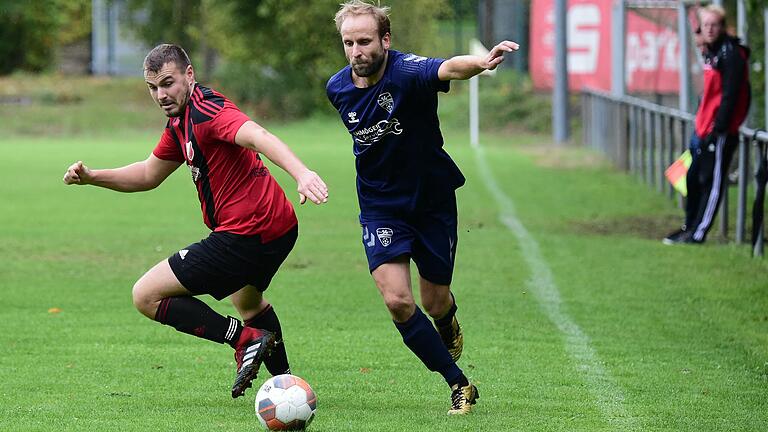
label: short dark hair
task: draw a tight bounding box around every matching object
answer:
[143,44,191,74]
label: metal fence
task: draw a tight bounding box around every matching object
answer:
[581,88,768,255]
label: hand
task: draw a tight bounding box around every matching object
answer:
[63,161,93,185]
[296,169,328,205]
[704,131,725,148]
[483,40,520,71]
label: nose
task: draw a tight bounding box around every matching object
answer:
[351,44,363,58]
[157,87,167,100]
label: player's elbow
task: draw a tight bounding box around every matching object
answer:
[247,128,273,153]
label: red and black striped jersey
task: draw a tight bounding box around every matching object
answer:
[153,83,297,242]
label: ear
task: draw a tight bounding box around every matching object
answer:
[185,64,195,84]
[382,33,391,50]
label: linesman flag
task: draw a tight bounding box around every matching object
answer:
[664,150,693,196]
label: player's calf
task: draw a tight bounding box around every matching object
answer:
[433,295,462,362]
[436,315,464,362]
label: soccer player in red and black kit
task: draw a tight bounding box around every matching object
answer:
[62,44,328,398]
[663,5,750,245]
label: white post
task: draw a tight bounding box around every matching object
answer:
[553,0,570,144]
[611,0,625,97]
[736,0,746,42]
[470,75,479,148]
[468,39,495,148]
[677,1,690,112]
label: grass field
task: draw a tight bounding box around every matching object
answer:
[1,77,767,431]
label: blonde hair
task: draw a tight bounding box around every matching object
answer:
[334,0,391,38]
[700,4,726,26]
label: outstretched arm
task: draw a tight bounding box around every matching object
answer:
[437,40,520,81]
[63,154,181,192]
[234,121,328,205]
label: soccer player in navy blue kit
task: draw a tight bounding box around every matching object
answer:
[327,1,518,415]
[63,44,328,398]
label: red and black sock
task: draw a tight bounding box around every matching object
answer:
[244,304,290,376]
[155,296,242,347]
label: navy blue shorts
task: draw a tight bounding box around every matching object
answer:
[168,225,297,300]
[359,197,458,286]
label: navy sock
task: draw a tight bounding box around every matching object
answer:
[155,296,242,347]
[394,307,464,387]
[244,304,291,376]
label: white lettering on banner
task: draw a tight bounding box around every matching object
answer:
[567,4,601,74]
[625,30,679,84]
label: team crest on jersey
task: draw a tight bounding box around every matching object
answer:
[376,228,393,247]
[185,141,194,161]
[377,92,394,114]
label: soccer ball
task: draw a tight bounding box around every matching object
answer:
[255,374,317,431]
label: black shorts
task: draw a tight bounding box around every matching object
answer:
[168,225,298,300]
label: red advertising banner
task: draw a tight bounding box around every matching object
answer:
[530,0,681,93]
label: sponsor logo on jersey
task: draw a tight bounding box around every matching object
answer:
[179,249,189,260]
[403,54,427,63]
[352,119,403,146]
[250,167,269,177]
[189,165,201,182]
[376,228,393,247]
[347,112,359,123]
[377,92,394,114]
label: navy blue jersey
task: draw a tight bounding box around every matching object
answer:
[327,50,466,218]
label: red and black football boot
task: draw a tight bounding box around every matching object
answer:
[231,327,276,398]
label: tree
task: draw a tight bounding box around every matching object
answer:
[122,0,447,118]
[0,0,89,74]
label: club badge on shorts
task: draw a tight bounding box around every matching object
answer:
[376,228,393,247]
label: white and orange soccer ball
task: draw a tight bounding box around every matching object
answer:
[255,374,317,431]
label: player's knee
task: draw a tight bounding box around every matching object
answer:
[131,281,158,319]
[383,294,413,318]
[421,300,445,318]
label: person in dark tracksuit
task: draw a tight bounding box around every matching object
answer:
[664,5,750,245]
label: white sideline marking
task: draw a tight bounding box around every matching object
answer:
[472,144,638,431]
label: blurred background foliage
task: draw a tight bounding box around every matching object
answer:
[0,0,763,130]
[121,0,453,118]
[0,0,90,74]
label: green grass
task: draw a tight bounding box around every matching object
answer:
[1,77,767,431]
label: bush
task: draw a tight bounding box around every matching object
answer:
[438,69,554,135]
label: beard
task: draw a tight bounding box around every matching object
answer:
[162,84,191,118]
[351,50,386,77]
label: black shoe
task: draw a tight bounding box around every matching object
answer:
[663,229,703,245]
[662,227,688,245]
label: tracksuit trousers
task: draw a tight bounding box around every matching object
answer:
[685,133,738,243]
